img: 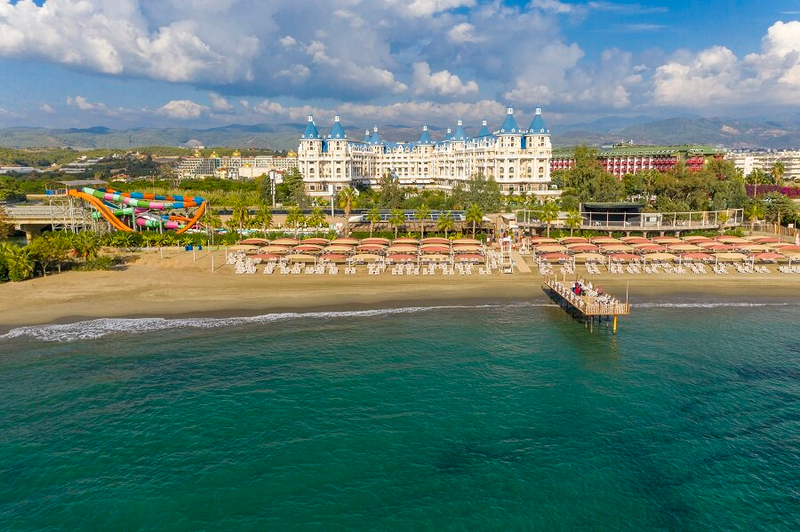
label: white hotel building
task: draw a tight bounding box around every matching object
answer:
[297,107,553,196]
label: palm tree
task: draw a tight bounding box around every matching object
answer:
[73,231,101,260]
[565,209,582,237]
[230,195,251,235]
[307,207,327,234]
[744,201,764,232]
[415,204,431,238]
[366,207,382,237]
[539,200,559,238]
[465,203,484,238]
[285,206,306,237]
[253,202,274,237]
[748,169,767,198]
[437,211,455,239]
[0,242,35,282]
[337,187,358,236]
[771,161,785,186]
[203,207,223,232]
[389,209,405,239]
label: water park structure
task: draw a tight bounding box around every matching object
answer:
[35,180,207,235]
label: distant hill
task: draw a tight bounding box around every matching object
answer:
[1,116,799,151]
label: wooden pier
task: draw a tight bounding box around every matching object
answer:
[542,277,630,333]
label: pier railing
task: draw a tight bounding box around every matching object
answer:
[544,277,629,316]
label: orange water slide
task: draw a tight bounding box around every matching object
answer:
[68,189,133,232]
[175,201,205,234]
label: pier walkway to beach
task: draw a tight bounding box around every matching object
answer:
[543,277,630,332]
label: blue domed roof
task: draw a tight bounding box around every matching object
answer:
[527,107,549,134]
[476,119,491,137]
[370,126,382,145]
[328,115,346,139]
[363,129,371,143]
[301,115,321,140]
[452,120,467,141]
[498,107,520,135]
[418,125,432,144]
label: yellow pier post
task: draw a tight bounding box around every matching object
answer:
[613,315,618,334]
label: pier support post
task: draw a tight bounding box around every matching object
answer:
[613,316,618,334]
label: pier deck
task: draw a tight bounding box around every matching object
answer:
[543,277,630,332]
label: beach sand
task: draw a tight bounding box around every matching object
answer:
[3,247,799,331]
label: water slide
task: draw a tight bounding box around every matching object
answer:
[69,187,206,234]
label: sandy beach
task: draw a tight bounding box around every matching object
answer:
[3,246,799,332]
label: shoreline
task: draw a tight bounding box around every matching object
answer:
[3,248,799,333]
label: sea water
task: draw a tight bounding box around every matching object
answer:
[1,301,799,530]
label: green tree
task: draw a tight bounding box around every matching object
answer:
[283,167,309,207]
[285,206,306,237]
[744,201,765,232]
[562,145,624,202]
[447,182,467,210]
[539,200,559,237]
[415,204,431,238]
[253,203,273,236]
[73,231,101,260]
[255,173,273,205]
[378,171,405,208]
[763,192,795,225]
[307,207,327,234]
[366,207,381,237]
[0,204,12,240]
[565,209,583,236]
[0,242,34,282]
[747,168,768,198]
[437,211,455,239]
[465,203,484,238]
[229,194,251,234]
[203,207,223,231]
[466,172,502,212]
[771,161,786,186]
[337,187,358,236]
[388,208,405,239]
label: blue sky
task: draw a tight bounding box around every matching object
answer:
[0,0,799,130]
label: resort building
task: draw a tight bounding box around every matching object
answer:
[296,107,554,197]
[175,150,298,180]
[551,145,727,179]
[726,150,800,181]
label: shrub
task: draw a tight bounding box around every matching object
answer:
[81,255,116,271]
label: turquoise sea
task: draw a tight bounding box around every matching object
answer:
[1,300,799,531]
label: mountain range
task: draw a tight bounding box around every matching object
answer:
[1,116,799,151]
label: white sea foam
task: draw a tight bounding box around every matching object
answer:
[0,303,554,343]
[635,302,792,309]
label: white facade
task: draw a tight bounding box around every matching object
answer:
[297,107,553,196]
[176,151,298,180]
[727,150,800,181]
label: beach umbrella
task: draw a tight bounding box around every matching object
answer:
[716,236,748,244]
[228,244,261,252]
[645,252,678,261]
[737,244,772,252]
[714,252,748,262]
[420,254,451,262]
[351,253,382,262]
[452,245,483,252]
[387,244,419,253]
[590,237,620,244]
[679,252,714,261]
[288,253,317,262]
[452,238,481,245]
[620,237,651,244]
[540,252,572,262]
[573,252,606,263]
[632,243,667,252]
[652,236,682,243]
[356,243,387,252]
[394,237,420,245]
[293,244,324,253]
[319,253,348,263]
[775,245,800,253]
[330,237,360,245]
[272,237,300,246]
[387,253,417,262]
[601,244,634,252]
[238,238,269,245]
[420,237,451,245]
[697,242,734,251]
[302,237,330,246]
[455,253,485,262]
[536,244,569,253]
[361,237,391,245]
[667,244,701,252]
[560,237,589,244]
[608,253,640,262]
[751,252,785,262]
[420,245,451,254]
[259,246,290,255]
[566,244,600,252]
[745,236,781,243]
[681,235,714,243]
[324,245,355,253]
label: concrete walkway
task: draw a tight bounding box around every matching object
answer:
[511,250,531,273]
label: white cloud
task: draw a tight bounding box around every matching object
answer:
[412,62,479,98]
[447,23,484,44]
[387,0,477,18]
[157,100,207,119]
[531,0,576,14]
[209,92,233,112]
[39,103,55,114]
[66,95,109,112]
